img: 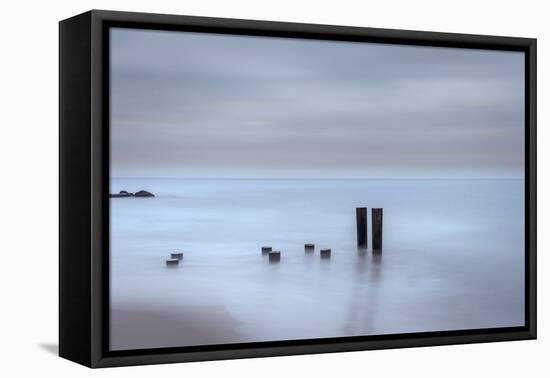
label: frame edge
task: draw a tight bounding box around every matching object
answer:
[59,11,94,368]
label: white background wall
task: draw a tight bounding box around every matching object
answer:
[0,0,546,376]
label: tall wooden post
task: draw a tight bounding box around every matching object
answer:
[372,208,383,251]
[356,207,367,247]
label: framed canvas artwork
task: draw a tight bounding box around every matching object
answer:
[59,10,536,368]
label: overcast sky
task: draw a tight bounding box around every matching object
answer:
[110,28,525,178]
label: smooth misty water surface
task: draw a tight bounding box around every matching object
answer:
[109,178,525,350]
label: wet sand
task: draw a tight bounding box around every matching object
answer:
[111,302,243,350]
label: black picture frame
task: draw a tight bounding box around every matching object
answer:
[59,9,537,368]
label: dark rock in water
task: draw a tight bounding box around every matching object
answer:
[320,248,331,259]
[304,243,315,252]
[110,189,154,198]
[109,191,134,198]
[134,190,155,197]
[261,246,272,255]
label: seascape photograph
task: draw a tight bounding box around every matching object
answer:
[108,28,525,351]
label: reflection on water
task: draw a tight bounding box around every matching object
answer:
[110,178,525,350]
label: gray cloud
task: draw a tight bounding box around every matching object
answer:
[110,28,525,178]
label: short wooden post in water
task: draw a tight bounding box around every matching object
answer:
[304,243,315,253]
[268,251,281,263]
[261,246,272,256]
[171,252,183,260]
[320,248,331,259]
[372,208,383,251]
[166,259,179,267]
[356,207,368,247]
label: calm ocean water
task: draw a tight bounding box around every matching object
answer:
[109,178,525,350]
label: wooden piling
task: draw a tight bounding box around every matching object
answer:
[268,251,281,263]
[261,246,272,255]
[320,248,331,259]
[356,207,368,247]
[170,252,183,260]
[166,259,179,267]
[372,208,383,251]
